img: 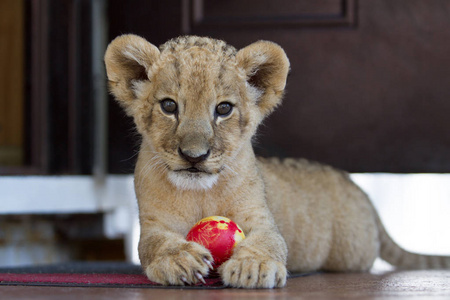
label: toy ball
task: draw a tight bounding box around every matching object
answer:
[186,216,245,268]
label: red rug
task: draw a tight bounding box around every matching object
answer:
[0,262,312,288]
[0,262,225,289]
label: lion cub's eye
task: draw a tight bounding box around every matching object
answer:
[160,98,177,114]
[216,102,233,117]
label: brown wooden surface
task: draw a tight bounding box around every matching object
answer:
[1,270,449,299]
[0,0,98,175]
[0,0,24,166]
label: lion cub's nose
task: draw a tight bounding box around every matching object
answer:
[178,148,211,164]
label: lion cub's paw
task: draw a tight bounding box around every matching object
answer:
[144,242,213,286]
[219,257,287,288]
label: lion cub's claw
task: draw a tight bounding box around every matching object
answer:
[219,258,287,289]
[203,257,214,270]
[180,276,190,285]
[195,272,206,284]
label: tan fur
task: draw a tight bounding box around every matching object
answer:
[105,34,450,288]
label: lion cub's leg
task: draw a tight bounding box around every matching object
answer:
[322,214,379,271]
[218,203,288,288]
[139,221,214,285]
[322,179,379,272]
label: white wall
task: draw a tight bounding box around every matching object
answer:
[1,174,449,267]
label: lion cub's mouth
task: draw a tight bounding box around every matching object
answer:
[175,167,207,174]
[174,167,211,174]
[169,167,219,190]
[185,167,201,173]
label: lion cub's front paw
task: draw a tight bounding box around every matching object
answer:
[144,242,213,286]
[219,257,287,288]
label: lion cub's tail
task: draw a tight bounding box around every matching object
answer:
[376,214,450,269]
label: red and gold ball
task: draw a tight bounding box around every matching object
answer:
[186,216,245,268]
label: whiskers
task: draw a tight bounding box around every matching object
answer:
[120,150,141,162]
[223,164,238,176]
[220,163,239,182]
[136,153,169,187]
[206,154,240,182]
[135,149,241,189]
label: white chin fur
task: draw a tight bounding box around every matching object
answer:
[168,171,219,191]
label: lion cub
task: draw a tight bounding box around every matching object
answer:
[105,35,450,288]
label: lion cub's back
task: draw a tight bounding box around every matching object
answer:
[257,157,378,271]
[257,157,343,236]
[257,157,350,211]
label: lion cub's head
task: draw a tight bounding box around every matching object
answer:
[105,35,289,190]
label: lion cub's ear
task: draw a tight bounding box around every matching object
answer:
[236,41,290,117]
[104,34,160,115]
